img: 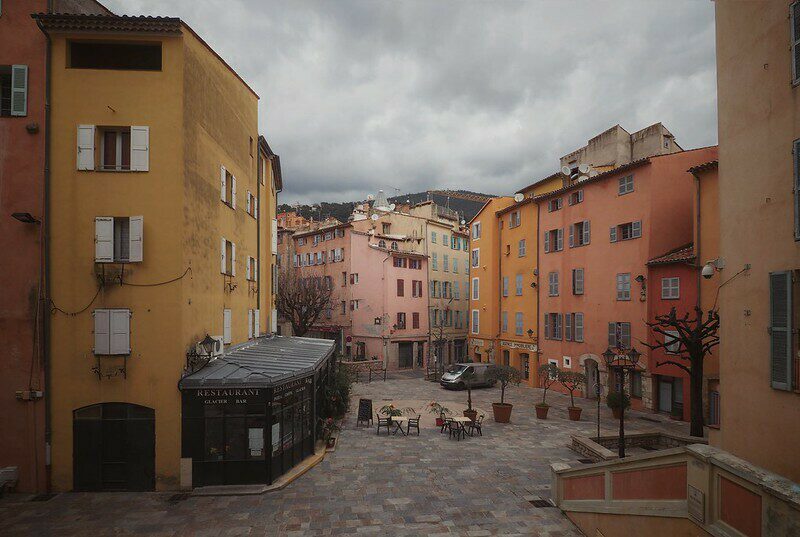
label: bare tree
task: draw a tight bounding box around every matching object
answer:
[644,306,720,438]
[276,268,336,337]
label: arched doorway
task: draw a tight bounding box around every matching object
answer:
[73,403,155,491]
[583,358,599,400]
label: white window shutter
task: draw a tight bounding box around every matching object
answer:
[255,259,258,281]
[77,125,95,170]
[248,309,253,339]
[223,309,232,344]
[220,165,227,202]
[568,225,574,248]
[128,216,143,262]
[610,226,617,242]
[544,231,550,253]
[246,191,252,214]
[231,176,237,209]
[221,237,227,273]
[130,126,149,171]
[271,309,277,333]
[255,309,261,337]
[583,220,591,244]
[95,216,114,262]
[271,219,278,251]
[231,242,236,276]
[254,198,259,220]
[93,309,110,354]
[110,309,131,354]
[246,256,252,280]
[11,65,28,116]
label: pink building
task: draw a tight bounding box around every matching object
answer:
[535,146,718,412]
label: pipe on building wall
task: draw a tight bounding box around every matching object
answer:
[534,201,541,378]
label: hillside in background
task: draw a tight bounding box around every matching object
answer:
[278,190,495,224]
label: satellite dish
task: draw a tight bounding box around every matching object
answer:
[389,203,396,211]
[578,175,589,182]
[578,163,590,174]
[371,214,379,221]
[460,219,466,225]
[367,194,374,201]
[561,165,572,176]
[513,193,524,203]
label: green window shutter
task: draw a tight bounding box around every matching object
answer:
[770,271,793,390]
[11,65,28,117]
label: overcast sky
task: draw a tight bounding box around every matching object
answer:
[105,0,717,206]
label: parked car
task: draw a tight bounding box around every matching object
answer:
[440,363,497,390]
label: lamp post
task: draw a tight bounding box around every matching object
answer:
[602,345,641,458]
[186,334,217,372]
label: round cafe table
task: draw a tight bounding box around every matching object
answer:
[391,416,409,436]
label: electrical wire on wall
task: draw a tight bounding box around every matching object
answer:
[119,266,192,287]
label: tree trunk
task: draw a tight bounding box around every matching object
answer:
[689,352,704,437]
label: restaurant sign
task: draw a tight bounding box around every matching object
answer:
[194,388,263,405]
[469,338,484,347]
[499,340,537,352]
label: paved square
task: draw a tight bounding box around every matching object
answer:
[0,371,690,536]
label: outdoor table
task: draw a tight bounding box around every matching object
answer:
[451,416,472,439]
[391,416,409,436]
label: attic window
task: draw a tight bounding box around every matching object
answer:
[69,41,162,71]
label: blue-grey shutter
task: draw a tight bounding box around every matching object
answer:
[575,313,584,342]
[569,224,575,248]
[556,314,563,340]
[557,228,564,251]
[565,313,572,341]
[770,271,793,390]
[621,323,631,348]
[583,220,591,244]
[632,220,642,238]
[544,313,550,339]
[793,2,800,84]
[11,65,28,117]
[608,322,616,347]
[544,231,550,253]
[610,226,617,242]
[794,139,800,240]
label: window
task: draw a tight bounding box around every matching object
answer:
[661,277,680,299]
[442,234,449,246]
[350,300,360,311]
[452,236,460,250]
[547,198,562,212]
[472,222,481,239]
[610,221,642,242]
[410,259,422,270]
[544,228,563,253]
[443,254,449,272]
[472,278,479,300]
[515,312,524,336]
[708,391,720,426]
[793,3,800,85]
[616,273,631,301]
[608,322,632,349]
[515,274,523,296]
[297,237,306,246]
[471,248,480,268]
[76,125,149,172]
[548,271,559,296]
[518,239,526,257]
[431,231,437,244]
[795,139,800,240]
[618,174,634,195]
[341,301,346,315]
[351,273,360,285]
[219,238,236,276]
[521,353,530,380]
[396,312,406,330]
[246,256,257,281]
[95,216,143,263]
[544,313,562,340]
[509,211,521,228]
[501,311,508,332]
[574,313,584,342]
[452,257,458,273]
[223,309,232,344]
[391,242,398,251]
[336,228,345,238]
[463,240,468,252]
[220,165,236,207]
[397,279,404,297]
[502,276,509,297]
[569,221,591,247]
[568,190,583,206]
[248,308,261,338]
[563,356,572,368]
[572,268,584,295]
[664,330,681,354]
[770,271,795,390]
[412,312,420,329]
[393,257,407,268]
[471,310,479,334]
[378,239,386,249]
[631,371,642,398]
[431,253,438,270]
[382,223,391,234]
[69,41,162,71]
[453,281,460,299]
[93,308,131,355]
[0,65,27,117]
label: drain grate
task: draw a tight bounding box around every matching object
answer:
[578,458,595,464]
[167,493,190,504]
[529,499,554,508]
[30,493,57,502]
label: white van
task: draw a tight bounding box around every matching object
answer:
[440,363,496,390]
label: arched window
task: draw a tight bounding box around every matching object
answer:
[391,242,398,251]
[378,240,386,248]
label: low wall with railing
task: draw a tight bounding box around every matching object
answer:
[551,444,800,537]
[571,432,706,462]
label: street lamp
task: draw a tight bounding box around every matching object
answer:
[602,345,641,458]
[185,334,217,372]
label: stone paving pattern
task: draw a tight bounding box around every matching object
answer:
[0,371,690,536]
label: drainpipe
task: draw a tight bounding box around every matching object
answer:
[496,210,503,362]
[256,155,261,332]
[534,201,541,383]
[693,173,702,310]
[36,8,53,492]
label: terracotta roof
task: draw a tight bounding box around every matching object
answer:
[688,160,718,175]
[533,158,651,202]
[34,13,182,34]
[647,243,695,266]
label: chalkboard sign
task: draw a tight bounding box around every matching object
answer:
[357,398,373,426]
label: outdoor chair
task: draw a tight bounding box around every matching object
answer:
[440,417,453,434]
[407,415,421,436]
[376,413,391,435]
[467,415,484,437]
[448,420,465,441]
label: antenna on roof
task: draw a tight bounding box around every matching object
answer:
[513,193,524,203]
[561,165,572,176]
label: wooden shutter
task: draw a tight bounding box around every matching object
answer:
[397,279,404,297]
[565,313,572,341]
[793,2,800,84]
[583,220,591,244]
[77,125,96,170]
[95,216,114,262]
[575,313,584,342]
[254,309,260,337]
[109,309,131,354]
[246,256,252,280]
[608,322,617,347]
[231,242,236,276]
[130,126,149,171]
[10,65,28,116]
[254,197,259,219]
[568,224,574,248]
[128,216,143,262]
[544,231,550,253]
[544,314,550,339]
[246,191,252,214]
[556,314,562,340]
[220,238,227,273]
[223,309,232,344]
[795,140,800,240]
[93,309,110,355]
[220,165,227,202]
[271,308,277,333]
[621,323,631,348]
[231,176,237,209]
[248,309,254,339]
[610,226,617,242]
[632,220,642,238]
[770,271,793,390]
[557,228,563,250]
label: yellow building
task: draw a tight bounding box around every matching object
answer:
[38,13,275,491]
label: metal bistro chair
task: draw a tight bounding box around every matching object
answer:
[448,420,465,441]
[407,415,421,436]
[376,413,392,435]
[467,414,484,437]
[440,417,453,434]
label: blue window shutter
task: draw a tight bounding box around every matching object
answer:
[565,313,572,341]
[610,226,617,243]
[770,271,793,390]
[632,220,642,238]
[544,314,550,339]
[569,224,574,248]
[608,322,616,347]
[583,220,591,244]
[11,65,28,117]
[544,231,550,253]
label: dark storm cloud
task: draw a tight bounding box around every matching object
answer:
[104,0,717,205]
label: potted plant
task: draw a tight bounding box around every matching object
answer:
[486,365,522,423]
[558,370,587,421]
[320,417,340,449]
[427,401,452,427]
[536,363,560,419]
[461,368,478,421]
[379,403,413,417]
[606,391,631,420]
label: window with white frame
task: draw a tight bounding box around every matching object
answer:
[0,65,28,117]
[223,308,232,344]
[548,271,559,296]
[472,221,481,239]
[501,311,508,332]
[610,221,642,242]
[548,198,562,212]
[544,228,564,253]
[608,321,631,348]
[431,231,437,244]
[471,248,480,268]
[472,277,479,300]
[568,190,584,206]
[544,313,562,340]
[515,274,523,296]
[221,238,236,276]
[93,308,131,355]
[572,268,584,295]
[509,211,521,228]
[518,239,526,257]
[661,277,680,299]
[616,273,631,300]
[77,125,149,172]
[471,309,479,334]
[246,256,258,281]
[220,164,236,208]
[569,221,591,247]
[665,329,681,354]
[246,191,258,219]
[94,216,143,263]
[618,175,634,195]
[502,276,509,297]
[515,312,524,335]
[563,356,572,368]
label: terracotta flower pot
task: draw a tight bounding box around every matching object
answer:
[492,402,513,423]
[535,404,549,419]
[568,406,582,421]
[612,407,622,420]
[463,409,478,422]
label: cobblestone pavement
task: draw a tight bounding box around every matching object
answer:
[0,371,690,536]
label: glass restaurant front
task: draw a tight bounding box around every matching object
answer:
[179,337,336,487]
